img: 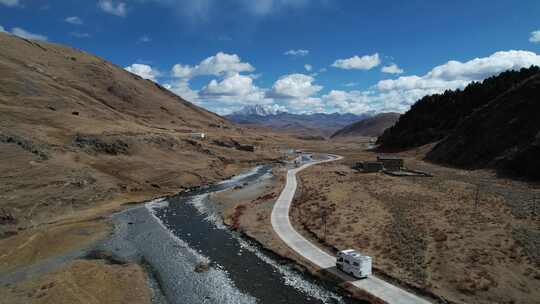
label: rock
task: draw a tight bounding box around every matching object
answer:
[194,262,210,273]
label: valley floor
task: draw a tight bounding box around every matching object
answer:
[215,140,540,304]
[2,136,539,304]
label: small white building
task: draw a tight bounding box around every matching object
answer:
[336,249,372,279]
[189,132,206,140]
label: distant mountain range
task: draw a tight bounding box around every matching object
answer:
[378,66,540,180]
[226,105,369,137]
[331,112,400,139]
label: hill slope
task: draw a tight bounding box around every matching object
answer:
[226,105,367,137]
[330,112,400,138]
[0,32,279,229]
[377,66,540,179]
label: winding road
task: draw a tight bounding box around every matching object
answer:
[271,154,431,304]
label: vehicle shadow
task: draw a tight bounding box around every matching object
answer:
[318,266,383,304]
[318,265,367,282]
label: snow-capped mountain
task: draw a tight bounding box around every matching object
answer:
[226,105,370,137]
[232,105,286,116]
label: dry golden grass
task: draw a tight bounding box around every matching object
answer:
[290,146,540,304]
[0,260,151,304]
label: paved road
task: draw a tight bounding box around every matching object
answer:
[271,155,431,304]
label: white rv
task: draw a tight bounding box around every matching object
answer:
[189,132,206,140]
[336,249,372,279]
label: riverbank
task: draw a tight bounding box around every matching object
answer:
[0,192,157,304]
[0,162,270,304]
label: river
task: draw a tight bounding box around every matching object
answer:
[99,165,366,304]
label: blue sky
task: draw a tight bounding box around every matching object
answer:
[1,0,540,115]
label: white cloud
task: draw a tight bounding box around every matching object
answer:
[65,16,83,25]
[172,52,254,79]
[529,30,540,43]
[171,64,194,78]
[287,97,323,113]
[169,52,264,108]
[284,49,309,57]
[322,50,540,115]
[381,63,404,74]
[243,0,309,15]
[0,25,5,33]
[164,80,200,103]
[378,50,540,92]
[69,32,91,38]
[158,0,311,22]
[0,0,19,7]
[201,73,259,97]
[322,90,372,114]
[267,73,322,99]
[125,63,160,82]
[137,35,151,43]
[199,73,269,106]
[304,64,312,71]
[98,0,127,17]
[332,53,380,70]
[165,49,540,115]
[11,27,48,41]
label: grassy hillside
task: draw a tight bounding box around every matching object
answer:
[330,112,400,138]
[0,32,280,231]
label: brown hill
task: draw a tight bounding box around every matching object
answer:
[330,112,400,138]
[0,32,279,229]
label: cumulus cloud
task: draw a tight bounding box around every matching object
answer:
[267,73,322,99]
[284,49,309,57]
[165,49,540,115]
[322,90,372,114]
[10,27,48,41]
[98,0,127,17]
[381,63,404,74]
[65,16,83,25]
[0,0,19,7]
[169,52,267,109]
[164,80,200,103]
[378,50,540,92]
[199,73,269,106]
[529,30,540,43]
[201,73,259,97]
[125,63,160,81]
[304,64,312,71]
[322,50,540,114]
[172,52,254,79]
[0,25,5,33]
[332,53,380,70]
[287,97,324,113]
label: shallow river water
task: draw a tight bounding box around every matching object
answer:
[102,165,365,304]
